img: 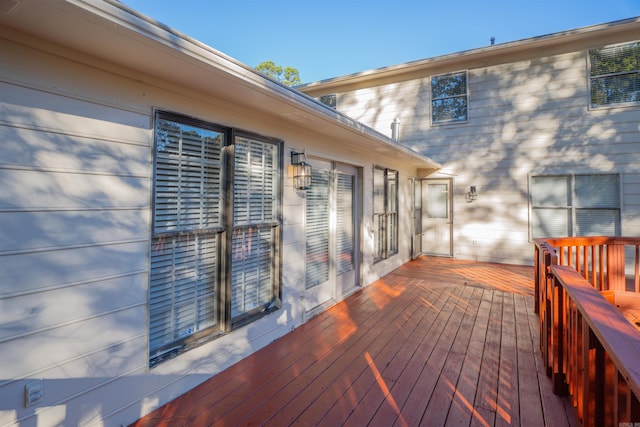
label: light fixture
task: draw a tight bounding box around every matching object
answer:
[465,186,477,203]
[291,151,312,190]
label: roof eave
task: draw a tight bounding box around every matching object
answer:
[298,16,640,96]
[0,0,440,172]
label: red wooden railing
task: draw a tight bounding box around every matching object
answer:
[534,237,640,426]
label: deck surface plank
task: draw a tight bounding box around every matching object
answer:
[131,256,576,427]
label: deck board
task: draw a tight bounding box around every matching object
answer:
[131,256,576,427]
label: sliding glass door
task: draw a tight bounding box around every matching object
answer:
[304,159,359,312]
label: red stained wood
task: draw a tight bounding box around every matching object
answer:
[131,256,576,427]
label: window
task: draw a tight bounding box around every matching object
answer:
[305,168,330,288]
[530,174,620,239]
[373,167,398,261]
[149,111,281,366]
[589,41,640,108]
[319,94,337,109]
[431,71,468,124]
[231,136,280,326]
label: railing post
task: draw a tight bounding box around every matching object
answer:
[606,243,625,291]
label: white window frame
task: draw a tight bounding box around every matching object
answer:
[149,111,282,367]
[588,41,640,109]
[529,173,621,240]
[431,70,469,125]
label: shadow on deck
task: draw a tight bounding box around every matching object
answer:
[132,256,578,426]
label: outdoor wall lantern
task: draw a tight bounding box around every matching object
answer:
[291,151,312,190]
[465,186,477,203]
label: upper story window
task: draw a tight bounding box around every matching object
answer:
[431,71,468,125]
[589,41,640,108]
[319,94,337,109]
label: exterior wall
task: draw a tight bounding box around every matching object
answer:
[334,50,640,265]
[0,33,418,426]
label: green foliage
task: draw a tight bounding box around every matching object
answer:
[255,61,301,86]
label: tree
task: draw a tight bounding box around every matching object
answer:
[255,60,301,86]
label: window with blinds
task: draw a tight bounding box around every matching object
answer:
[150,115,225,365]
[231,136,279,321]
[336,172,355,276]
[589,41,640,108]
[431,71,468,125]
[149,112,282,366]
[373,167,399,262]
[305,169,330,289]
[531,174,620,239]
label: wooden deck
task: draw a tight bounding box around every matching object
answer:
[132,256,578,426]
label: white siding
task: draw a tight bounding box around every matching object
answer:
[335,51,640,264]
[0,31,419,426]
[0,34,152,427]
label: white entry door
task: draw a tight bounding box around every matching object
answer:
[304,159,359,312]
[421,178,453,257]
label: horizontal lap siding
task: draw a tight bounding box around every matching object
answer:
[0,36,152,426]
[335,51,640,264]
[0,31,423,426]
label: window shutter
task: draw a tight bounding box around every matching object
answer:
[336,172,354,276]
[306,169,330,289]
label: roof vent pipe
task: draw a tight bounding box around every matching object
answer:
[391,118,400,141]
[490,37,496,45]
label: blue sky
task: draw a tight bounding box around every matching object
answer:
[122,0,639,83]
